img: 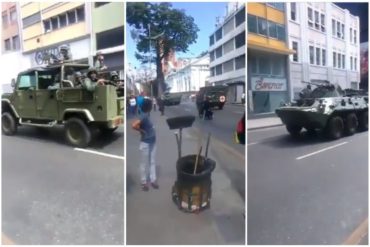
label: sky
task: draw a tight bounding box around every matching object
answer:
[126,2,227,69]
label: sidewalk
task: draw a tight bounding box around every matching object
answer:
[126,112,245,245]
[247,116,283,130]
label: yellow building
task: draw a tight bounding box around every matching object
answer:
[247,3,295,115]
[20,2,90,66]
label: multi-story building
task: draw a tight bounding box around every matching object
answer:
[1,2,29,92]
[208,2,246,103]
[165,54,210,93]
[247,2,295,115]
[20,2,91,67]
[287,2,360,99]
[91,2,124,77]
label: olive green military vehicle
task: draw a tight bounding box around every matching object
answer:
[2,63,124,147]
[163,92,182,106]
[196,85,228,111]
[276,81,368,139]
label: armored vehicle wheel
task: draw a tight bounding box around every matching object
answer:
[286,125,302,137]
[326,116,344,139]
[99,126,118,134]
[306,128,316,136]
[344,113,358,135]
[65,118,92,148]
[2,112,17,135]
[359,111,368,131]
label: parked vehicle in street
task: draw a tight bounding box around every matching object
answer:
[196,85,228,111]
[163,92,182,106]
[276,81,368,139]
[2,63,124,147]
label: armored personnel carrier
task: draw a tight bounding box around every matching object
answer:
[2,63,124,147]
[276,81,368,139]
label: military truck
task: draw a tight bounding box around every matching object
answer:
[163,92,182,106]
[196,85,228,111]
[276,81,368,139]
[2,63,124,147]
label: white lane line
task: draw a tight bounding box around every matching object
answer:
[296,142,348,160]
[74,148,125,160]
[247,142,258,146]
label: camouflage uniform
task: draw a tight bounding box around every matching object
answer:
[82,68,100,92]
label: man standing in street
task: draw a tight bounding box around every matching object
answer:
[82,67,105,92]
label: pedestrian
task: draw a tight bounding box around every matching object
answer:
[129,95,137,116]
[136,92,144,115]
[152,97,157,111]
[131,98,158,191]
[157,95,165,116]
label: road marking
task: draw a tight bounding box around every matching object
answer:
[296,142,348,160]
[342,218,368,245]
[74,148,125,160]
[2,233,15,245]
[247,142,258,146]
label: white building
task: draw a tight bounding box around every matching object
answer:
[287,2,360,99]
[208,2,245,103]
[165,55,209,93]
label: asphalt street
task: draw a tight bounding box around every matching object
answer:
[2,125,124,244]
[247,126,368,244]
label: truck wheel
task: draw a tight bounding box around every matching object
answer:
[2,112,17,135]
[286,125,302,137]
[99,126,118,135]
[65,118,91,148]
[359,111,368,131]
[344,113,358,135]
[326,116,344,139]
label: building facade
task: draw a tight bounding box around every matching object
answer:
[247,2,294,115]
[287,2,360,99]
[165,55,210,93]
[208,2,246,103]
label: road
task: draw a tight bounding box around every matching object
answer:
[2,125,124,245]
[247,126,368,244]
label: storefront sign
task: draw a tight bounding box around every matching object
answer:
[251,77,287,91]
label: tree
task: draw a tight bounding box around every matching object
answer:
[127,2,199,96]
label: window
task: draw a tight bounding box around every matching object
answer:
[267,3,285,11]
[209,35,214,46]
[223,59,234,73]
[223,39,234,54]
[338,53,341,69]
[342,54,345,69]
[95,2,109,8]
[77,7,85,22]
[258,18,267,36]
[12,35,19,50]
[320,13,325,32]
[341,24,345,39]
[10,7,16,23]
[308,8,313,27]
[292,41,298,62]
[59,14,67,28]
[259,56,271,74]
[277,25,285,41]
[248,15,257,33]
[309,46,314,64]
[51,17,58,30]
[223,18,234,35]
[332,19,336,36]
[235,31,245,48]
[44,20,51,32]
[22,12,41,28]
[96,27,124,50]
[210,51,215,62]
[272,56,284,76]
[215,64,222,75]
[67,10,76,24]
[215,28,222,41]
[316,47,321,65]
[250,55,258,74]
[235,55,245,70]
[350,56,353,70]
[333,52,336,67]
[268,21,277,38]
[350,28,353,42]
[354,58,357,70]
[4,39,11,51]
[18,74,36,90]
[290,3,296,21]
[337,21,340,38]
[314,11,320,29]
[322,49,326,66]
[215,46,222,58]
[235,7,245,27]
[2,11,8,28]
[354,30,357,43]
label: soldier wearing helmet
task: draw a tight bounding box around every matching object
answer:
[95,51,108,71]
[74,71,84,87]
[58,45,72,63]
[81,67,105,92]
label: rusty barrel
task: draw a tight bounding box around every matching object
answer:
[172,154,216,213]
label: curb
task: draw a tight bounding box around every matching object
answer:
[247,123,284,131]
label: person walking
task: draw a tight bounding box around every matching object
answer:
[129,95,137,116]
[131,98,158,191]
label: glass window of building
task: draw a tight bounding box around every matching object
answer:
[215,46,222,58]
[322,49,326,66]
[308,8,313,27]
[209,35,214,46]
[337,53,341,69]
[96,27,124,50]
[215,27,222,41]
[223,18,234,36]
[277,25,285,41]
[77,7,85,22]
[336,21,341,38]
[354,58,357,70]
[316,47,321,65]
[235,31,245,48]
[22,12,41,28]
[350,56,353,70]
[2,11,8,28]
[292,41,298,62]
[10,7,16,23]
[43,20,51,32]
[320,13,325,32]
[341,24,345,39]
[59,14,67,28]
[290,3,296,21]
[12,35,19,50]
[342,54,345,69]
[354,30,357,43]
[267,3,285,11]
[272,56,284,76]
[258,18,267,36]
[350,28,353,42]
[250,55,258,74]
[51,17,59,30]
[259,56,271,75]
[95,2,109,8]
[4,39,11,51]
[235,54,245,70]
[314,11,320,30]
[223,39,234,54]
[67,10,76,24]
[268,21,277,38]
[332,19,336,36]
[215,64,222,75]
[235,7,245,27]
[309,46,314,64]
[333,52,337,68]
[223,59,234,73]
[248,15,257,33]
[210,50,215,62]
